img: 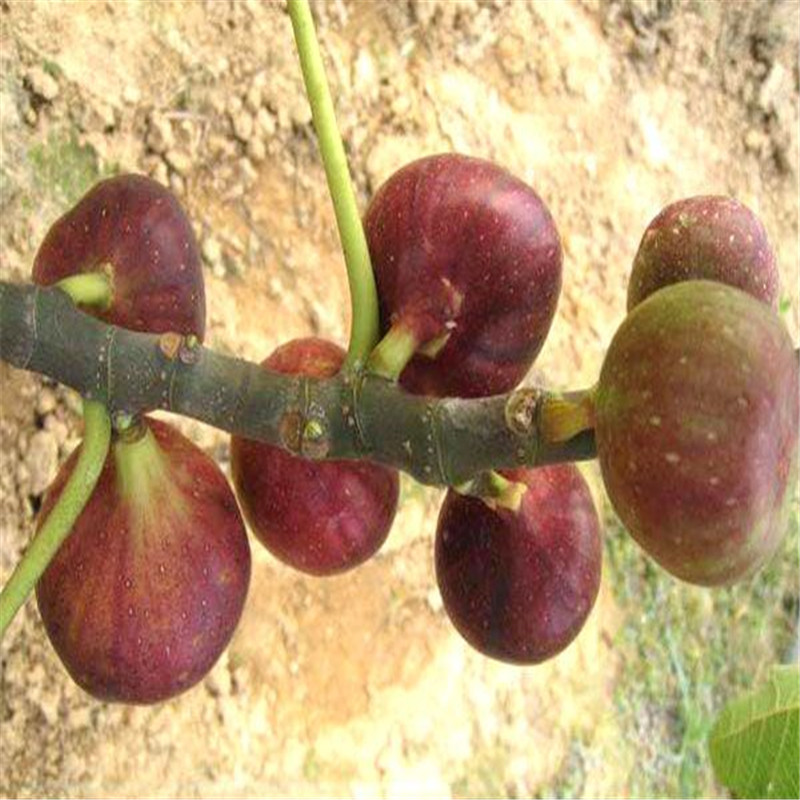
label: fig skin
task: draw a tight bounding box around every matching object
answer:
[596,280,798,586]
[33,174,206,340]
[435,465,602,665]
[365,153,562,398]
[231,338,400,576]
[627,196,778,312]
[36,418,251,704]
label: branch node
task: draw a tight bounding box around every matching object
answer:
[158,331,183,360]
[112,411,135,432]
[179,335,201,364]
[301,417,330,459]
[279,410,304,453]
[346,367,370,455]
[505,388,541,436]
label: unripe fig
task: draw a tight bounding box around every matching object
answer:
[365,153,562,397]
[231,338,400,576]
[628,196,778,311]
[36,418,251,704]
[435,465,602,664]
[596,280,798,586]
[33,174,206,339]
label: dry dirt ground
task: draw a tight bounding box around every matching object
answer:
[0,1,798,798]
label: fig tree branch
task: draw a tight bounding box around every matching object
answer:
[0,280,596,485]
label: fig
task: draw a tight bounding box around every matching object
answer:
[435,464,602,665]
[36,418,251,704]
[365,153,562,397]
[596,280,798,586]
[231,337,400,576]
[628,196,778,312]
[33,174,205,339]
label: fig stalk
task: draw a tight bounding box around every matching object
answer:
[114,423,167,500]
[366,323,420,381]
[56,269,113,309]
[453,470,527,512]
[539,389,596,444]
[0,399,111,638]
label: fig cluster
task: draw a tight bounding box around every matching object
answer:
[597,196,796,587]
[32,176,250,703]
[23,156,797,703]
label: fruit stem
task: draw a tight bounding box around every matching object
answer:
[0,399,111,639]
[288,0,380,370]
[114,422,165,497]
[366,323,420,381]
[454,471,527,513]
[539,388,596,443]
[56,269,112,310]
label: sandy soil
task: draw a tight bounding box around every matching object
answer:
[0,1,798,797]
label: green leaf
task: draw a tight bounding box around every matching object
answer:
[709,665,799,799]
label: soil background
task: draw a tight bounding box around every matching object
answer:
[0,1,798,798]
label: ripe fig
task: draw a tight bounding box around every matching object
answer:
[435,464,602,665]
[628,196,778,311]
[36,418,251,704]
[365,153,562,397]
[230,338,400,576]
[596,280,798,586]
[33,174,205,339]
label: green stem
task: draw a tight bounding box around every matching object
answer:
[454,470,527,512]
[539,388,596,443]
[114,424,167,501]
[56,270,112,309]
[0,400,111,639]
[367,323,419,381]
[288,0,380,369]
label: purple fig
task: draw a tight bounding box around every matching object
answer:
[435,464,602,664]
[628,196,779,311]
[33,174,205,339]
[231,338,400,576]
[365,153,562,398]
[36,418,251,704]
[596,280,798,586]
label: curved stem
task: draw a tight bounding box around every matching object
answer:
[0,400,111,639]
[454,470,527,512]
[56,270,112,309]
[288,0,380,369]
[367,323,419,381]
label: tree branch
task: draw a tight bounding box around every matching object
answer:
[0,281,596,485]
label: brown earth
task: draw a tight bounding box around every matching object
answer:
[0,1,798,797]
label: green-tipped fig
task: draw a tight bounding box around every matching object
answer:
[33,174,206,339]
[36,418,251,703]
[596,280,798,586]
[628,196,779,311]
